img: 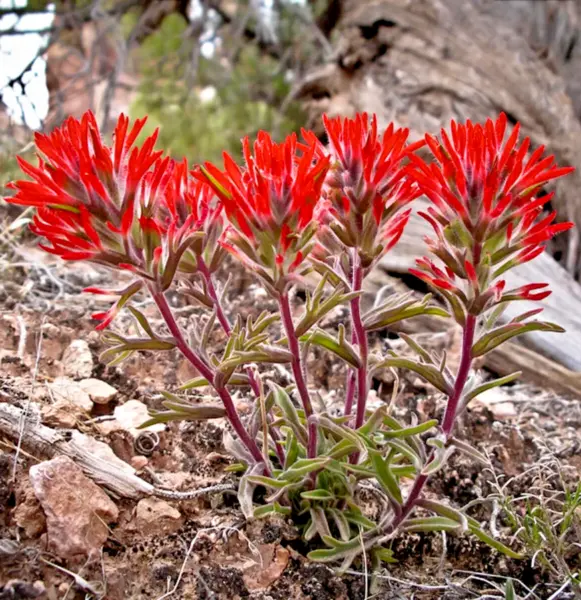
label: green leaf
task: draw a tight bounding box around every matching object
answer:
[370,450,403,506]
[463,371,521,404]
[238,463,265,518]
[253,502,291,518]
[374,355,452,395]
[301,489,335,501]
[364,294,449,332]
[465,516,523,559]
[344,509,376,531]
[318,416,369,462]
[279,457,330,481]
[385,438,423,471]
[328,508,351,541]
[284,430,300,469]
[247,475,288,490]
[271,383,308,446]
[300,328,361,368]
[472,321,565,358]
[449,437,489,465]
[307,536,361,563]
[418,499,468,531]
[373,547,398,564]
[403,516,462,532]
[382,419,438,438]
[178,373,249,390]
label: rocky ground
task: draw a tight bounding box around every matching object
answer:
[0,242,580,600]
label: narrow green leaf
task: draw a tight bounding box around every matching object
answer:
[466,516,523,558]
[403,516,461,532]
[300,328,361,368]
[373,547,398,564]
[463,372,521,404]
[253,502,291,518]
[270,383,308,446]
[472,321,565,358]
[418,499,468,531]
[370,450,403,506]
[301,489,335,501]
[279,457,330,481]
[382,419,438,438]
[247,475,288,490]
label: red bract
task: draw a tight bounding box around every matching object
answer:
[409,113,574,312]
[6,111,163,264]
[6,111,223,328]
[200,131,330,285]
[304,113,422,267]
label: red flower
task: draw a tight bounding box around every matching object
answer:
[6,111,223,328]
[200,131,330,280]
[6,111,164,265]
[409,113,574,310]
[304,113,422,266]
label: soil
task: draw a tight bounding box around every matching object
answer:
[0,244,580,599]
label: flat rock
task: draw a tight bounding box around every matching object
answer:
[113,400,165,436]
[133,498,182,536]
[29,456,118,560]
[41,399,83,428]
[62,339,93,379]
[79,378,118,404]
[49,377,92,412]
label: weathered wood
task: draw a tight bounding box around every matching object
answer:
[0,402,234,500]
[0,401,153,499]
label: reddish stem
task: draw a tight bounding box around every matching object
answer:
[350,256,369,429]
[151,288,267,470]
[197,261,286,465]
[441,314,476,437]
[279,292,317,458]
[197,258,232,335]
[383,312,477,533]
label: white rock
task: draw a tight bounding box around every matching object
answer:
[48,377,92,412]
[62,339,93,379]
[79,378,118,404]
[113,400,165,436]
[473,387,517,418]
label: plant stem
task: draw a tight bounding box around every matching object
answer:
[441,314,476,437]
[197,261,286,465]
[279,292,317,458]
[350,254,369,429]
[197,258,232,336]
[150,288,267,470]
[384,312,477,532]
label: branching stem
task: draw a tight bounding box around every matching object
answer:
[384,312,477,533]
[350,253,369,429]
[279,292,317,459]
[151,287,268,471]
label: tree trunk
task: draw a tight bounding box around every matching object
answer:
[298,0,581,372]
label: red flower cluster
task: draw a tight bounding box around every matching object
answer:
[201,131,330,282]
[304,113,422,267]
[408,113,574,308]
[6,112,221,327]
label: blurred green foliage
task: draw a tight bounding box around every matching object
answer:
[129,9,306,166]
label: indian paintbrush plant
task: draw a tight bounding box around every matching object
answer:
[6,110,574,570]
